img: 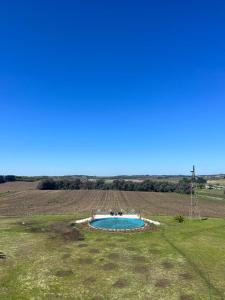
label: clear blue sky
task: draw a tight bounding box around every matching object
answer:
[1,0,225,176]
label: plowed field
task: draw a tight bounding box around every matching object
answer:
[0,182,225,217]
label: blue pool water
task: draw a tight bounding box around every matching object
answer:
[90,217,145,230]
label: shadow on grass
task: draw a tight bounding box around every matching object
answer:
[161,229,224,300]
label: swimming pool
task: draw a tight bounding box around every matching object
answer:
[89,217,145,231]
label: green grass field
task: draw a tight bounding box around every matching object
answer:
[207,179,225,186]
[198,189,225,201]
[1,214,225,300]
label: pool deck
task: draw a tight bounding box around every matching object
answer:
[75,214,160,226]
[93,214,140,219]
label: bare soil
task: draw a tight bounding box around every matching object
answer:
[102,263,118,271]
[78,258,93,265]
[155,279,170,288]
[77,243,88,248]
[112,278,129,288]
[55,269,73,277]
[83,276,97,284]
[132,255,147,262]
[88,248,101,254]
[107,253,120,259]
[0,181,225,217]
[19,220,83,241]
[133,264,149,274]
[0,252,6,259]
[0,181,38,192]
[162,261,174,269]
[179,273,193,280]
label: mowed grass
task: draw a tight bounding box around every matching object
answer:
[1,215,225,299]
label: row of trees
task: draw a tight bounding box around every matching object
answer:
[37,178,194,194]
[0,175,16,184]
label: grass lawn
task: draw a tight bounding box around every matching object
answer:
[1,214,225,300]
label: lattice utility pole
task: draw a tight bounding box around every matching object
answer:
[189,165,201,219]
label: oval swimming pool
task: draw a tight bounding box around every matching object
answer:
[90,217,145,231]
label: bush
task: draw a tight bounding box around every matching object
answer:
[174,215,185,223]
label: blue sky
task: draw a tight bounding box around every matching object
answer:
[0,0,225,175]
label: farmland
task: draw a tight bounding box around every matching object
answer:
[0,182,225,217]
[0,181,38,192]
[1,182,225,299]
[198,188,225,201]
[207,178,225,186]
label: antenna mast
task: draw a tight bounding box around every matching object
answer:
[189,165,200,219]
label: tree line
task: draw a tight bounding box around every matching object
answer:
[36,178,204,194]
[0,175,16,183]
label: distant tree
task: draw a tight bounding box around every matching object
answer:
[196,177,207,184]
[36,177,189,194]
[55,180,68,189]
[70,179,81,189]
[124,181,135,191]
[95,179,105,189]
[141,180,154,192]
[0,176,5,184]
[112,180,125,190]
[82,180,94,190]
[37,179,56,190]
[176,181,191,194]
[180,177,191,183]
[5,175,16,182]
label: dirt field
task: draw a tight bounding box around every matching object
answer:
[0,181,38,192]
[0,181,225,217]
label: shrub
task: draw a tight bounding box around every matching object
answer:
[174,215,185,223]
